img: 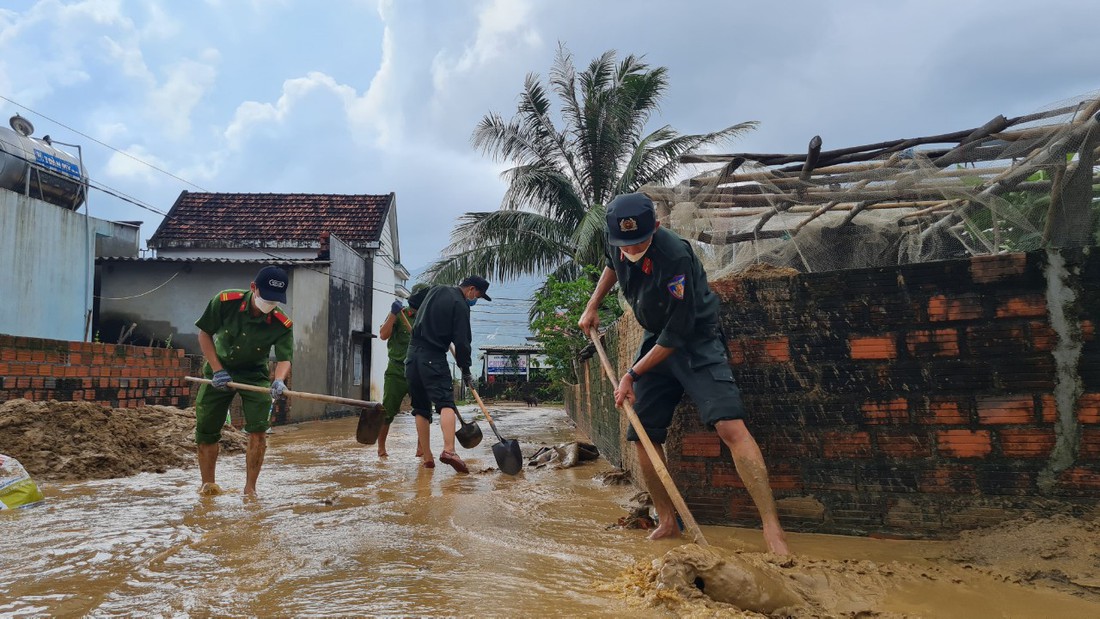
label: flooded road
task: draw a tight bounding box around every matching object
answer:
[3,405,1100,617]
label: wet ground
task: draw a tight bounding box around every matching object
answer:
[3,404,1100,617]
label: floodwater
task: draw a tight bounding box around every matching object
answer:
[2,405,1099,617]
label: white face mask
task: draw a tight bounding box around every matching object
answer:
[622,249,646,263]
[253,293,278,314]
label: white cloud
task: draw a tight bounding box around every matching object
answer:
[104,143,167,184]
[430,0,540,95]
[147,54,219,139]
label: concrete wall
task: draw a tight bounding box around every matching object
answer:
[567,250,1100,538]
[0,191,138,342]
[288,264,331,420]
[368,213,402,401]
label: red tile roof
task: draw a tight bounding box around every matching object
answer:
[149,192,394,250]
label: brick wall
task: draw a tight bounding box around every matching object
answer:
[567,249,1100,537]
[0,334,191,408]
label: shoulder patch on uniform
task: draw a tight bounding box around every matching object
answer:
[667,274,686,300]
[272,309,293,328]
[219,291,245,302]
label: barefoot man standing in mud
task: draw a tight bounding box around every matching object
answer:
[579,193,789,554]
[193,266,294,496]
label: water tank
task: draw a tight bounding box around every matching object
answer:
[0,115,87,210]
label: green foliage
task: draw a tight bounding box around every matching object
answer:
[423,45,753,286]
[530,266,621,384]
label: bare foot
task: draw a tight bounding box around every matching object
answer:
[378,448,389,458]
[243,486,258,497]
[763,524,790,555]
[646,523,682,540]
[198,482,223,496]
[415,446,423,458]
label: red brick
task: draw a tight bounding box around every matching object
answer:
[862,398,909,424]
[763,338,790,363]
[0,349,16,361]
[919,465,978,493]
[1058,467,1100,493]
[1078,393,1100,424]
[918,399,968,425]
[928,294,983,322]
[822,431,872,458]
[999,428,1056,458]
[905,329,959,358]
[877,430,932,458]
[937,430,992,457]
[1040,395,1057,423]
[995,294,1047,319]
[849,335,897,360]
[682,432,721,458]
[1029,321,1056,352]
[977,396,1034,424]
[970,253,1026,283]
[1083,321,1096,341]
[1080,428,1100,460]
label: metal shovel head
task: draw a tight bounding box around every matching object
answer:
[355,404,385,445]
[492,439,523,475]
[455,414,483,449]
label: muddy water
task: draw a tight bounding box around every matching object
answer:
[2,405,1098,617]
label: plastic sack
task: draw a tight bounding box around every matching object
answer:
[0,454,45,510]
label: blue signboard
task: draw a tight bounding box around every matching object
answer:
[33,149,81,179]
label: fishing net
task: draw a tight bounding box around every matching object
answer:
[647,91,1100,277]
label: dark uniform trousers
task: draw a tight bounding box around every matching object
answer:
[630,331,746,444]
[405,345,456,419]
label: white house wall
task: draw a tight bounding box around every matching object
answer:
[368,213,403,401]
[0,191,137,341]
[287,265,330,420]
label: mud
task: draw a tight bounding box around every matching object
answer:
[0,399,245,481]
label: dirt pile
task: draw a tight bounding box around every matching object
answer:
[0,399,246,482]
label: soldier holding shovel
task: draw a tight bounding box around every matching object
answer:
[578,193,789,555]
[193,266,293,497]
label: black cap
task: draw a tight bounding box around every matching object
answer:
[458,275,492,301]
[254,266,289,303]
[606,193,657,247]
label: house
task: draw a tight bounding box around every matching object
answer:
[96,192,409,421]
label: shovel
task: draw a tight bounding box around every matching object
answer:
[454,408,483,449]
[469,386,523,475]
[184,376,386,445]
[586,330,710,546]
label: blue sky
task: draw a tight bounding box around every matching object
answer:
[3,0,1098,346]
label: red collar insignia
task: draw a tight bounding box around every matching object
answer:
[642,257,653,275]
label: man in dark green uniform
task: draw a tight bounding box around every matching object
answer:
[194,266,294,497]
[579,193,789,554]
[377,283,429,458]
[406,276,491,473]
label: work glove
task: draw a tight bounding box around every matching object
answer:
[270,379,287,399]
[390,299,404,315]
[211,370,232,390]
[461,370,474,389]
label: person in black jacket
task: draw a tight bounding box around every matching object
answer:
[405,276,491,473]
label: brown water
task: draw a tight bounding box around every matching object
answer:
[2,406,1099,617]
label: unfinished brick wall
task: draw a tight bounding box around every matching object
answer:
[567,249,1100,537]
[0,335,191,408]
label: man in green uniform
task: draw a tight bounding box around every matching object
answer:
[194,266,294,497]
[406,276,491,473]
[377,283,429,458]
[578,193,789,555]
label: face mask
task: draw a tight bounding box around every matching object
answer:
[254,293,278,314]
[467,298,478,307]
[622,249,646,263]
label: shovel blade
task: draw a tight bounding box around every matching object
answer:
[456,420,483,449]
[493,439,523,475]
[356,405,385,445]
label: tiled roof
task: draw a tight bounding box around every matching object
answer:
[148,192,394,250]
[96,256,328,266]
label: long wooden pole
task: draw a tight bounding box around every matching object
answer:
[185,376,382,409]
[586,330,709,546]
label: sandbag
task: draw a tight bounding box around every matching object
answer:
[0,454,45,510]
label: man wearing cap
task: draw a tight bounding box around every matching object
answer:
[377,283,431,458]
[406,276,491,473]
[578,193,789,554]
[193,266,294,497]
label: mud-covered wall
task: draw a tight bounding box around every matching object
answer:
[0,334,190,408]
[567,250,1100,537]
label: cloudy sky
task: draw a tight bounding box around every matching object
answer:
[3,0,1098,343]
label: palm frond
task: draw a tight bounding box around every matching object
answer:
[569,204,609,269]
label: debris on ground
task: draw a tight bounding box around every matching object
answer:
[527,441,599,469]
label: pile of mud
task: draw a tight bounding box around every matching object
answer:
[0,399,246,482]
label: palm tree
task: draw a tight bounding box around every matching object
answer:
[423,45,754,287]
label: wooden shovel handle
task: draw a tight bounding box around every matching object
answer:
[185,376,382,410]
[587,330,710,546]
[399,310,414,333]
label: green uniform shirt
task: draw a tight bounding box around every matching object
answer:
[606,227,721,350]
[195,289,294,375]
[410,285,473,370]
[387,308,414,366]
